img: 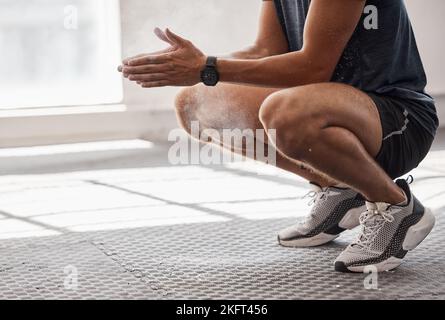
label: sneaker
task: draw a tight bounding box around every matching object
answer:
[278,183,366,247]
[334,178,436,273]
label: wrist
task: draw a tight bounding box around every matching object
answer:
[197,55,207,72]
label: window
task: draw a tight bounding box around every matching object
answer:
[0,0,122,109]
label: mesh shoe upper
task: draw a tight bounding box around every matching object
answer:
[278,183,365,241]
[335,179,425,267]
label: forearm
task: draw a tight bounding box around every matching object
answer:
[223,45,274,60]
[218,52,334,88]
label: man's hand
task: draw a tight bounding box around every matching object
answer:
[118,28,206,88]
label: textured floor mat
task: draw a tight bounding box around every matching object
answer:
[1,213,442,300]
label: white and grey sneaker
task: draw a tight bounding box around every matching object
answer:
[278,183,366,247]
[334,178,436,273]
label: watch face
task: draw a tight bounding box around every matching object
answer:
[202,67,219,86]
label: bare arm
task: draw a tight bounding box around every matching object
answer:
[229,0,288,59]
[218,0,366,87]
[120,0,366,89]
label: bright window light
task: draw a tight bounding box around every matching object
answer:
[0,0,123,109]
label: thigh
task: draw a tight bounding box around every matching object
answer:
[181,83,279,131]
[276,82,383,157]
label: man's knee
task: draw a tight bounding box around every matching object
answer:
[174,86,199,134]
[259,91,288,130]
[259,89,327,160]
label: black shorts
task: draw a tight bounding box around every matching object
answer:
[368,93,436,179]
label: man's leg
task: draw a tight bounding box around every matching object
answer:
[259,82,405,204]
[175,83,337,187]
[175,83,372,247]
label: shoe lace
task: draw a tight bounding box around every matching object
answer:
[354,206,395,249]
[300,188,331,224]
[303,189,329,207]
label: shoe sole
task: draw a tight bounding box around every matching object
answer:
[335,208,436,273]
[278,205,365,248]
[278,232,340,248]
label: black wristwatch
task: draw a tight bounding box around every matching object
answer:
[200,56,219,86]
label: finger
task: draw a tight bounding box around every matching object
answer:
[128,73,168,82]
[165,28,189,46]
[123,63,172,74]
[154,27,175,46]
[125,49,173,66]
[140,80,171,88]
[123,53,147,65]
[127,53,171,66]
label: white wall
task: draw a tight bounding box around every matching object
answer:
[120,0,260,112]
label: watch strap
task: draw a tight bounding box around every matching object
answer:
[206,56,218,68]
